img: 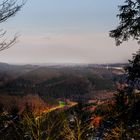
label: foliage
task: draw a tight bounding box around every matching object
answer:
[110,0,140,45]
[126,49,140,86]
[0,102,95,140]
[63,103,95,140]
[101,1,140,139]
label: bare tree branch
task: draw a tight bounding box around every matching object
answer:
[0,0,25,23]
[0,34,19,51]
[0,0,25,52]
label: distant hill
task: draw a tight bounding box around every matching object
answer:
[0,63,125,101]
[0,63,39,85]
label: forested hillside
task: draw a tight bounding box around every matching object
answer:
[0,63,124,101]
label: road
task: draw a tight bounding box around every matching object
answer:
[35,101,77,120]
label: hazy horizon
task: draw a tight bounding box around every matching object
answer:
[0,61,128,66]
[0,0,139,64]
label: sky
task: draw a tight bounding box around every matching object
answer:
[0,0,139,64]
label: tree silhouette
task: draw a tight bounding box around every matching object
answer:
[0,0,25,51]
[110,0,140,103]
[110,0,140,46]
[103,1,140,139]
[126,49,140,86]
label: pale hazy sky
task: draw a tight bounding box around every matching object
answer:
[0,0,139,64]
